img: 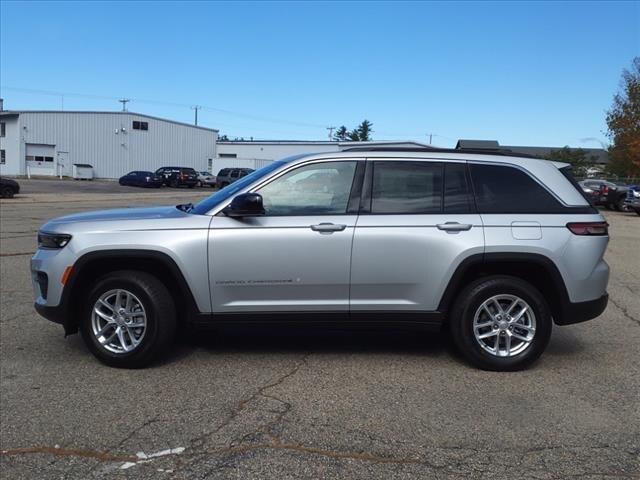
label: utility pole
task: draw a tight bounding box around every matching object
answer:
[119,99,130,111]
[192,106,201,126]
[327,126,336,140]
[427,133,433,145]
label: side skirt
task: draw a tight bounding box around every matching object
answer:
[188,311,444,332]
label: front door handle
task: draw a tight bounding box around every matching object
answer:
[310,223,347,233]
[436,222,473,232]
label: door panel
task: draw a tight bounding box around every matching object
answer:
[210,215,356,312]
[350,214,484,311]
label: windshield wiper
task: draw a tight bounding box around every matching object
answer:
[176,202,194,213]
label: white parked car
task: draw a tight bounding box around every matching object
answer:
[197,171,216,188]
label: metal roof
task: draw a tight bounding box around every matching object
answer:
[0,110,218,133]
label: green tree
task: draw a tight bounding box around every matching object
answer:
[547,146,597,176]
[333,126,349,141]
[333,120,374,141]
[356,119,373,141]
[606,57,640,177]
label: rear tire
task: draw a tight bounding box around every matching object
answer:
[80,270,177,368]
[449,275,552,371]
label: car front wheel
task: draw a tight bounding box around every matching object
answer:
[1,186,15,198]
[449,275,552,371]
[80,270,177,368]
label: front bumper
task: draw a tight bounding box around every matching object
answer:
[556,293,609,325]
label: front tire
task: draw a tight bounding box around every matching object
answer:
[80,270,177,368]
[1,186,15,198]
[449,276,552,371]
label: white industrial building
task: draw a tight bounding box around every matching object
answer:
[214,140,434,172]
[0,110,217,179]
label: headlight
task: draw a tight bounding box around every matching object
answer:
[38,232,72,249]
[634,191,640,198]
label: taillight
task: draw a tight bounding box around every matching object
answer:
[566,222,608,236]
[600,185,609,195]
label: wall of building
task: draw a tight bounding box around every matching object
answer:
[214,141,431,173]
[0,116,22,176]
[3,112,217,179]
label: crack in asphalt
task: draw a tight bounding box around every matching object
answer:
[609,295,640,326]
[0,446,137,463]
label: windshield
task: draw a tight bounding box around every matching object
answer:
[191,161,287,215]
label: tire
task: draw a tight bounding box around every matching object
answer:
[449,275,552,371]
[1,186,15,198]
[617,197,629,212]
[80,270,177,368]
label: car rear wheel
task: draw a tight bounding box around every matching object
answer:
[80,270,176,368]
[449,275,552,371]
[1,186,15,198]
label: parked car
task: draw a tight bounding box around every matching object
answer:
[625,185,640,216]
[579,179,629,211]
[32,148,609,371]
[216,168,254,188]
[118,171,163,188]
[155,167,199,188]
[577,181,600,205]
[197,171,217,188]
[0,177,20,198]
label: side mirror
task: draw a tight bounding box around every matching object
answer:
[224,193,265,217]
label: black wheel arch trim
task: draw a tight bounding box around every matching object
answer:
[437,252,606,325]
[47,249,204,335]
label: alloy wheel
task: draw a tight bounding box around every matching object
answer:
[473,294,536,357]
[91,289,147,354]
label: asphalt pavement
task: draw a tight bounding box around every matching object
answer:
[0,180,638,479]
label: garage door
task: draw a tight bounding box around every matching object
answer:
[26,144,56,176]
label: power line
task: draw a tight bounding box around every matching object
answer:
[1,86,328,129]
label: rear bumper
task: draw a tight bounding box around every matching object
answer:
[557,293,608,325]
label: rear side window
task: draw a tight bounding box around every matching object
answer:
[444,163,472,214]
[371,161,443,214]
[469,164,562,213]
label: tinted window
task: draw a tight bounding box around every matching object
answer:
[258,161,357,215]
[371,162,443,214]
[469,164,562,213]
[218,169,230,176]
[444,163,472,213]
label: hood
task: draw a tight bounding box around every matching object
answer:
[49,206,184,224]
[39,205,214,235]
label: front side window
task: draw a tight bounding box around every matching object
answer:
[469,164,562,213]
[258,161,357,216]
[371,161,443,214]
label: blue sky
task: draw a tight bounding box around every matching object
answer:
[1,1,638,147]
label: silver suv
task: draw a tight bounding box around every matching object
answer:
[31,148,609,370]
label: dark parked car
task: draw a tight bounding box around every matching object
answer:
[155,167,199,188]
[579,179,629,211]
[216,168,254,188]
[118,171,163,188]
[0,177,20,198]
[625,185,640,216]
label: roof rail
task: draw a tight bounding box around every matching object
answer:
[340,146,541,159]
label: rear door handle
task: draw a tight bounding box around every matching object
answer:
[310,223,347,233]
[436,222,473,232]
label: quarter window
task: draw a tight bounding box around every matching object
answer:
[258,161,357,215]
[469,164,562,213]
[371,161,443,214]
